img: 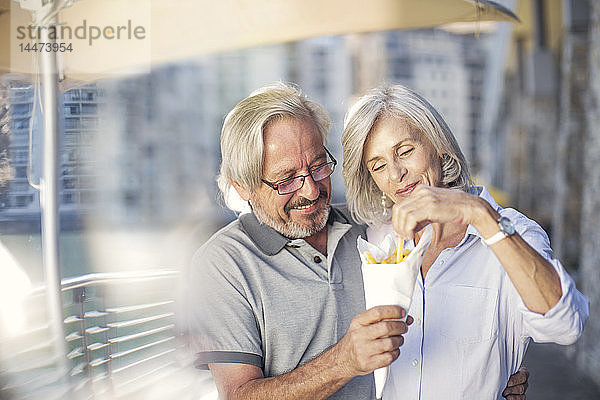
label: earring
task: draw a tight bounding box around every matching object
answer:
[381,192,391,218]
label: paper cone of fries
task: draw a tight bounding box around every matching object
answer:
[357,225,433,399]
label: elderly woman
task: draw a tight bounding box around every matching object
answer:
[341,84,589,400]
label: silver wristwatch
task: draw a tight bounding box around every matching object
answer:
[482,216,516,246]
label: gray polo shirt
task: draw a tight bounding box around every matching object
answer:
[188,205,376,399]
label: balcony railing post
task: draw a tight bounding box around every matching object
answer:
[97,285,115,397]
[73,286,93,393]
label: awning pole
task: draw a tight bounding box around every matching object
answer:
[39,12,70,387]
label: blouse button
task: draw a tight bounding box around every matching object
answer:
[412,359,419,367]
[314,256,322,263]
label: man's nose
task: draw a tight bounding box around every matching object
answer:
[296,174,320,200]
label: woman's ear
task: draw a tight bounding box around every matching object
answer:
[230,179,251,201]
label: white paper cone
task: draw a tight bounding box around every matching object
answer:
[358,225,433,398]
[374,366,389,399]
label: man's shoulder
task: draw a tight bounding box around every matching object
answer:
[208,216,246,240]
[193,217,254,260]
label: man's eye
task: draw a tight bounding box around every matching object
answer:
[277,176,296,185]
[310,162,328,173]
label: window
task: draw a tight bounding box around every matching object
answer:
[13,150,28,163]
[62,192,74,203]
[63,177,76,189]
[11,182,29,192]
[65,90,81,101]
[81,118,98,129]
[123,191,139,207]
[15,166,27,178]
[390,57,411,80]
[81,104,98,115]
[80,176,95,189]
[12,119,29,130]
[15,195,33,207]
[80,191,95,204]
[65,118,80,130]
[65,105,80,115]
[13,104,30,116]
[61,167,75,177]
[314,75,328,93]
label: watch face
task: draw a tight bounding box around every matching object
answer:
[499,216,516,235]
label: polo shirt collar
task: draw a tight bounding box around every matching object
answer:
[239,206,350,256]
[239,212,288,256]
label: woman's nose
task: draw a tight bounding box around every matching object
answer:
[388,161,407,182]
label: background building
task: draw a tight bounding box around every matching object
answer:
[463,0,598,387]
[0,28,493,231]
[0,81,38,212]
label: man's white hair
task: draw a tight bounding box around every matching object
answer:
[217,82,330,211]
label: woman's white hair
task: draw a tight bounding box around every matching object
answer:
[342,84,474,225]
[217,82,330,211]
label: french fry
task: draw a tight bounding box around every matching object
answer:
[382,250,397,264]
[363,251,377,264]
[363,247,411,264]
[396,238,404,264]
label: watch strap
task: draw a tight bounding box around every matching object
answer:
[482,230,507,246]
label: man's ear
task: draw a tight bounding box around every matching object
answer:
[231,179,251,201]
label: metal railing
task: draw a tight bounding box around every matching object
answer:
[0,269,216,400]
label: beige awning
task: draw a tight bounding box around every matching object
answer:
[1,0,518,83]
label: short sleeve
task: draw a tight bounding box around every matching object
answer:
[185,242,263,369]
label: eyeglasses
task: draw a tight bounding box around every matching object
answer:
[261,148,337,195]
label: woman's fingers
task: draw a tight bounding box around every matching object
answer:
[391,185,474,237]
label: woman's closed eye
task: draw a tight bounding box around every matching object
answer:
[397,147,414,157]
[371,162,386,172]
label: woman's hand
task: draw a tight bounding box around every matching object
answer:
[392,184,562,314]
[391,184,488,239]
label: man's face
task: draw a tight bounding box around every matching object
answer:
[249,117,332,239]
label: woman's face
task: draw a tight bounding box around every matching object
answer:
[363,116,443,203]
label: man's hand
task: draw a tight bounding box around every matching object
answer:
[334,305,412,378]
[502,366,529,400]
[208,305,412,400]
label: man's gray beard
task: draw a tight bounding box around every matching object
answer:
[251,200,330,239]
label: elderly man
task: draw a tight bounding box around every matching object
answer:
[187,83,529,399]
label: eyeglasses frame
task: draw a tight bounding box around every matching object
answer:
[261,147,337,195]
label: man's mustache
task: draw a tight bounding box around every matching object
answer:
[284,189,329,214]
